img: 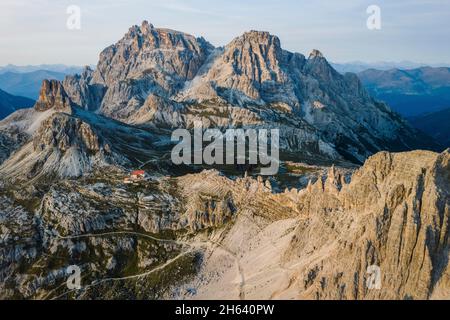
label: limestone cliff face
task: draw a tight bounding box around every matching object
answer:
[63,67,105,112]
[66,21,213,118]
[284,150,450,299]
[93,21,213,88]
[169,151,448,300]
[32,114,101,154]
[0,112,113,180]
[34,80,74,112]
[191,31,291,103]
[180,34,438,162]
[0,21,447,301]
[0,80,78,167]
[0,127,28,164]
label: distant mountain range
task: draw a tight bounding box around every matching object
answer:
[357,67,450,117]
[332,61,450,74]
[0,70,67,100]
[0,64,88,102]
[0,64,86,75]
[0,88,35,119]
[409,107,450,147]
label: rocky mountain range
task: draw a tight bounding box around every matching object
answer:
[0,21,448,300]
[61,21,440,164]
[0,79,166,182]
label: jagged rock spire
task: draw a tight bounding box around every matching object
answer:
[34,79,74,112]
[140,20,154,33]
[308,49,324,59]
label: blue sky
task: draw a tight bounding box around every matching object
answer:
[1,0,449,66]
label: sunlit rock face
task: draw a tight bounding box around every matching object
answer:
[34,79,74,112]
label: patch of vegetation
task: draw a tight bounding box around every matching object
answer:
[285,162,319,175]
[68,251,202,300]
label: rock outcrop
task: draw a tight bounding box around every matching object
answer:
[173,150,449,300]
[283,149,450,299]
[32,113,101,154]
[0,88,35,120]
[34,80,74,112]
[0,81,160,181]
[63,66,105,112]
[64,21,213,118]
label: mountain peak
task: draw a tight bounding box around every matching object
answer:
[91,22,213,91]
[309,49,324,59]
[141,20,155,33]
[230,30,281,50]
[243,30,273,38]
[34,79,73,112]
[225,30,283,70]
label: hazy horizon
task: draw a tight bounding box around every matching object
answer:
[1,0,450,66]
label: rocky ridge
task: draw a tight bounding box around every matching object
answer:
[176,149,449,300]
[0,80,162,181]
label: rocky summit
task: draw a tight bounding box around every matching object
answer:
[0,22,448,301]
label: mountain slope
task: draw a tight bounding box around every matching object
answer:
[175,150,450,300]
[358,67,450,116]
[409,107,450,147]
[283,149,450,299]
[0,88,34,119]
[0,149,448,300]
[0,70,66,99]
[0,80,163,182]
